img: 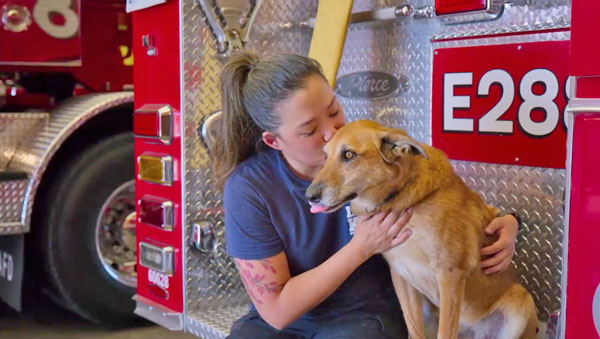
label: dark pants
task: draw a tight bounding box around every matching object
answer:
[227,304,408,339]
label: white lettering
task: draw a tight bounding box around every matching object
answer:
[0,252,13,282]
[478,69,514,134]
[517,69,559,137]
[33,0,79,39]
[350,75,390,93]
[443,73,474,132]
[148,269,169,289]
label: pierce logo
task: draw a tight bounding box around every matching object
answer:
[335,71,408,100]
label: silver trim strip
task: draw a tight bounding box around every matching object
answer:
[566,98,600,113]
[133,295,183,330]
[179,0,188,325]
[559,79,577,339]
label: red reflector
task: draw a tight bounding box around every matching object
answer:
[138,196,173,230]
[148,284,169,299]
[134,112,159,136]
[435,0,487,15]
[133,104,172,144]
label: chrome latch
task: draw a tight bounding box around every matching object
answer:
[197,0,262,55]
[190,221,216,253]
[197,110,222,151]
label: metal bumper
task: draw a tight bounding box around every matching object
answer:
[0,92,133,235]
[134,294,184,331]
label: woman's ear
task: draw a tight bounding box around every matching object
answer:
[262,131,281,150]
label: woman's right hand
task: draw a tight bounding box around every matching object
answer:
[351,209,414,257]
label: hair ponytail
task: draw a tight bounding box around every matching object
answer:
[212,52,263,190]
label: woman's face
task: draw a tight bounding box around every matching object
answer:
[263,74,346,179]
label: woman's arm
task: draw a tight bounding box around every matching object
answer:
[234,209,413,330]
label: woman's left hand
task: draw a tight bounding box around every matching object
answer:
[480,214,519,274]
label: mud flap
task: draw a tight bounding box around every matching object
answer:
[0,234,24,311]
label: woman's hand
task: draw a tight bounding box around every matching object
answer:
[351,209,414,258]
[480,214,519,274]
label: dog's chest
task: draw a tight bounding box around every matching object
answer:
[383,230,441,306]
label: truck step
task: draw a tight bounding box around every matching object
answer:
[0,174,28,234]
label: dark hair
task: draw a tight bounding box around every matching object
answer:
[212,51,326,190]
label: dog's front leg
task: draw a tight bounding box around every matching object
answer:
[436,271,466,339]
[390,269,426,339]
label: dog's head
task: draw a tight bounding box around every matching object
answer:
[306,120,428,213]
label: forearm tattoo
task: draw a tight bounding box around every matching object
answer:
[234,258,282,305]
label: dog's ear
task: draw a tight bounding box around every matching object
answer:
[379,130,428,163]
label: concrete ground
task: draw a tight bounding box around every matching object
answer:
[0,296,196,339]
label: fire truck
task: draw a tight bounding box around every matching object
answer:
[0,0,138,325]
[130,0,597,338]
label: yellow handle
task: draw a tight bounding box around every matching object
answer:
[308,0,354,88]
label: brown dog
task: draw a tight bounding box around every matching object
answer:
[306,120,537,339]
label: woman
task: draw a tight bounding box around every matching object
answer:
[213,51,519,338]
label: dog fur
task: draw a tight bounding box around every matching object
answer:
[306,120,538,339]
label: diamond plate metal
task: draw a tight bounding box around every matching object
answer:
[0,179,28,234]
[182,0,569,335]
[186,305,250,339]
[0,113,48,170]
[6,92,133,233]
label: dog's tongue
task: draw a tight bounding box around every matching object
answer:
[310,205,329,213]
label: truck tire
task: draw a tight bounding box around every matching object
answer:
[37,132,138,325]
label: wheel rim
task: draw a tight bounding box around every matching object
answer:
[95,180,137,288]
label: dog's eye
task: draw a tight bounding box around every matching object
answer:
[342,150,357,161]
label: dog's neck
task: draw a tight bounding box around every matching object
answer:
[367,148,453,213]
[366,181,408,213]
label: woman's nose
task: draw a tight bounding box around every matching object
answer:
[323,124,338,142]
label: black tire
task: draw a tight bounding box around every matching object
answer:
[37,132,138,325]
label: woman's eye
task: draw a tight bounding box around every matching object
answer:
[329,110,339,117]
[303,129,316,136]
[342,150,357,161]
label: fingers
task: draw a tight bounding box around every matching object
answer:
[483,256,512,275]
[480,232,516,256]
[481,247,511,270]
[480,240,504,256]
[484,217,504,235]
[381,209,400,226]
[390,230,413,247]
[387,209,414,237]
[355,208,415,254]
[370,210,391,224]
[357,212,377,223]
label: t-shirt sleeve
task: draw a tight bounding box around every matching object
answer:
[224,173,284,260]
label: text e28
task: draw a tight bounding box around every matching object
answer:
[443,69,570,137]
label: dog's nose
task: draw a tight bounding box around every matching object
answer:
[308,193,321,204]
[305,183,323,204]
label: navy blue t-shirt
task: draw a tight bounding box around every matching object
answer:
[224,148,396,318]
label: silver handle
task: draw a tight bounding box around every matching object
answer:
[198,110,222,151]
[197,0,263,55]
[190,221,216,253]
